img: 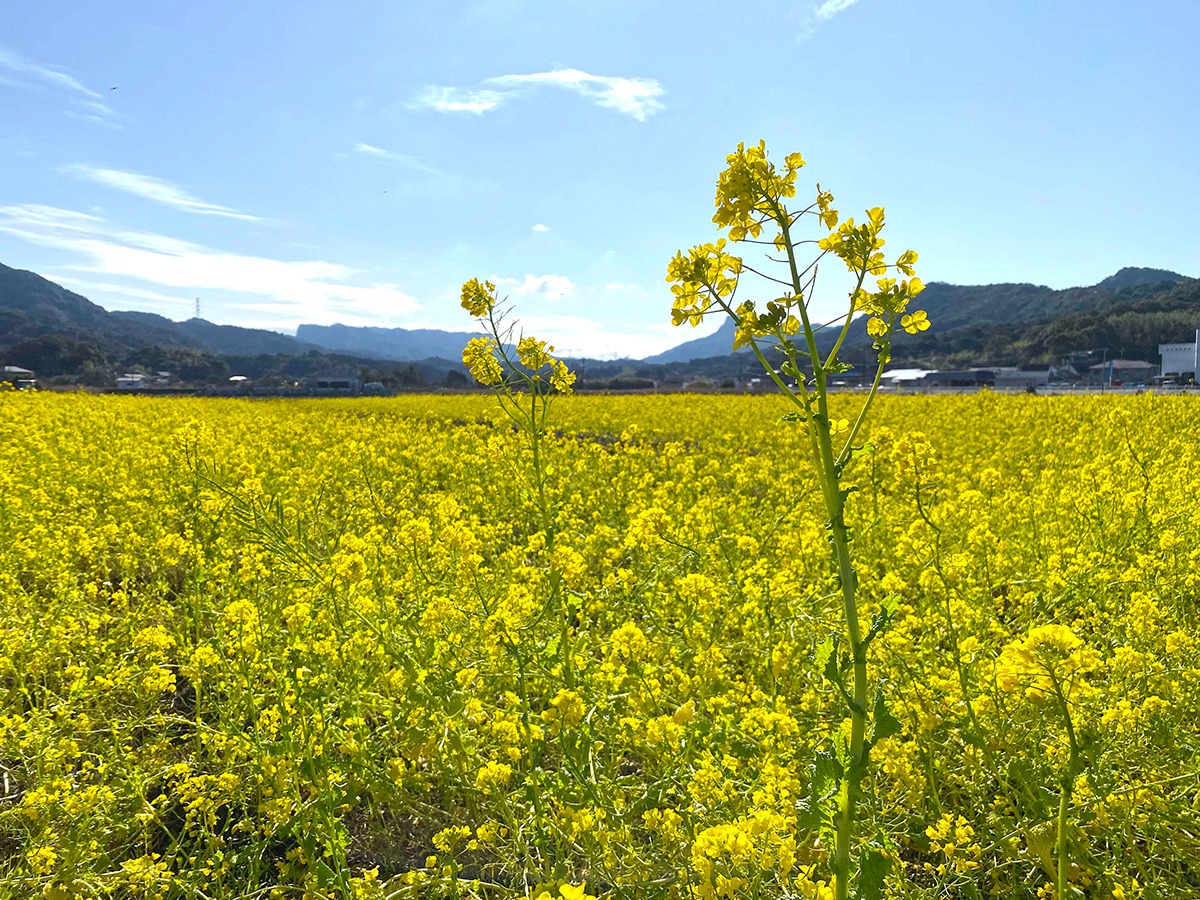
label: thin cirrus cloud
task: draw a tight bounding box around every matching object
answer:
[0,46,117,124]
[62,165,263,222]
[0,204,422,326]
[412,68,665,121]
[411,86,508,115]
[814,0,860,20]
[44,274,194,307]
[799,0,862,39]
[492,273,575,300]
[353,143,449,177]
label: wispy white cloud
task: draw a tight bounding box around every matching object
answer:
[413,68,665,121]
[486,69,665,121]
[62,165,262,222]
[410,86,508,114]
[353,142,448,177]
[0,46,100,98]
[814,0,860,20]
[799,0,862,39]
[516,313,682,360]
[492,273,575,300]
[0,46,118,124]
[42,274,193,307]
[531,223,550,233]
[0,204,422,326]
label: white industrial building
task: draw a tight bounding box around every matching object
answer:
[1160,329,1200,379]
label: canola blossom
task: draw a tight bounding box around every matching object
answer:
[0,390,1197,900]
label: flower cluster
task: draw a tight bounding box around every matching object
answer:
[674,141,934,354]
[712,141,806,241]
[995,623,1101,704]
[666,239,744,327]
[459,279,575,394]
[461,277,496,317]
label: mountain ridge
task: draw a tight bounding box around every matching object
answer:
[0,262,1194,372]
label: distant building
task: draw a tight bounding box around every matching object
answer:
[1087,359,1157,385]
[921,369,995,388]
[1160,329,1200,380]
[992,366,1053,389]
[880,368,933,388]
[2,365,36,389]
[307,375,362,395]
[116,373,147,390]
[828,367,866,387]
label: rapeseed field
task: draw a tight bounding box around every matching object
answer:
[1,390,1197,899]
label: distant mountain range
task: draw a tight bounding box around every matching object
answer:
[642,267,1193,364]
[295,323,477,362]
[643,319,744,364]
[0,262,318,357]
[288,266,1193,365]
[894,267,1189,334]
[0,262,1195,380]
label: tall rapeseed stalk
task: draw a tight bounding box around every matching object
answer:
[667,141,929,900]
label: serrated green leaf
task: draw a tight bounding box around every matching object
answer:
[814,634,835,673]
[812,748,842,800]
[863,593,901,649]
[312,858,339,889]
[872,690,903,744]
[864,595,902,652]
[797,747,842,830]
[853,844,891,900]
[795,796,821,831]
[825,643,844,686]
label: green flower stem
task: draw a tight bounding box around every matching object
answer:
[817,407,868,900]
[733,258,877,900]
[836,355,887,469]
[1051,675,1082,900]
[673,150,920,899]
[776,199,875,900]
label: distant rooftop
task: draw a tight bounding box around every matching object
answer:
[1087,359,1155,370]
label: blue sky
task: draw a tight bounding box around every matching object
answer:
[1,0,1196,358]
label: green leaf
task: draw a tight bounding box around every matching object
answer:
[780,411,808,423]
[853,844,891,900]
[315,859,340,888]
[816,634,844,687]
[863,593,901,650]
[872,690,903,744]
[848,443,874,462]
[813,748,842,800]
[814,634,835,674]
[797,747,843,831]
